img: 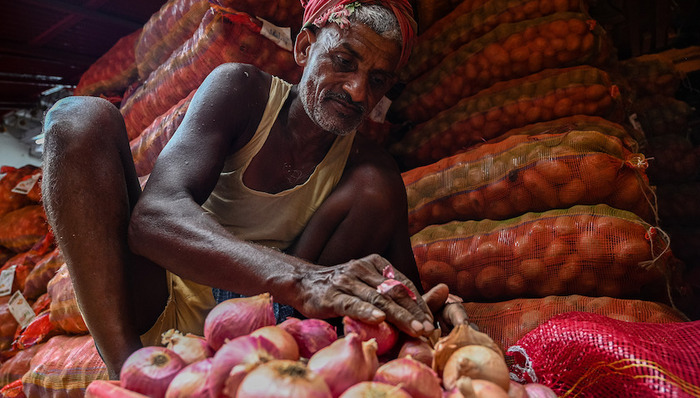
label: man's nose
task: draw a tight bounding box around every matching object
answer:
[343,74,368,104]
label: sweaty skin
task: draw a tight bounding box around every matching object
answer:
[42,21,468,378]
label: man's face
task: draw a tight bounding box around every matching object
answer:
[297,22,401,136]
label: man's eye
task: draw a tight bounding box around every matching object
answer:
[334,55,352,68]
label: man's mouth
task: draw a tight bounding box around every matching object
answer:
[325,93,364,117]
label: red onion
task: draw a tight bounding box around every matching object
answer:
[206,335,282,398]
[398,338,434,368]
[203,293,276,350]
[339,382,412,398]
[236,359,332,398]
[86,380,150,397]
[250,326,300,360]
[120,346,186,398]
[164,358,213,398]
[472,379,510,398]
[307,333,377,397]
[278,317,338,358]
[343,317,398,356]
[508,381,528,398]
[161,329,213,365]
[373,357,442,398]
[523,383,558,398]
[223,361,259,398]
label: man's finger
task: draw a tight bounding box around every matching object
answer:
[423,283,450,314]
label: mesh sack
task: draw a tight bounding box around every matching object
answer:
[31,293,51,316]
[401,0,589,82]
[0,344,41,388]
[657,183,700,228]
[508,311,700,397]
[461,295,688,353]
[211,0,304,35]
[391,66,623,167]
[414,0,462,33]
[390,13,611,124]
[22,335,108,398]
[22,247,64,300]
[12,311,59,352]
[479,114,639,152]
[0,206,48,253]
[402,130,656,235]
[0,297,19,353]
[645,134,700,184]
[47,265,88,335]
[0,380,25,398]
[135,0,210,80]
[130,89,196,177]
[412,204,677,302]
[0,252,37,296]
[619,53,683,97]
[120,7,302,140]
[74,29,141,97]
[0,166,39,219]
[0,248,12,269]
[631,95,694,138]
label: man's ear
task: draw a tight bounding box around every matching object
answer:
[294,28,317,67]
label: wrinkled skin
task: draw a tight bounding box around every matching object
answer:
[42,20,468,379]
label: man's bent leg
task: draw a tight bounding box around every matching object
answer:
[42,96,168,379]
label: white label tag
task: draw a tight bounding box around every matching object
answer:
[369,96,392,123]
[11,173,40,195]
[628,113,644,134]
[9,291,35,328]
[257,17,293,51]
[0,266,16,297]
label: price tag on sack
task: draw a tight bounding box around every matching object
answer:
[257,17,293,51]
[9,291,35,329]
[0,265,16,297]
[11,173,40,195]
[369,96,392,123]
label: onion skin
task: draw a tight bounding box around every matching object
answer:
[373,356,442,398]
[86,380,149,397]
[433,325,503,377]
[508,381,528,398]
[250,326,300,361]
[442,345,511,392]
[120,346,186,398]
[203,293,276,350]
[471,379,510,398]
[278,317,338,358]
[165,358,213,398]
[343,317,399,356]
[308,333,377,397]
[206,335,282,398]
[398,338,434,368]
[236,359,332,398]
[339,382,412,398]
[523,383,558,398]
[161,329,213,365]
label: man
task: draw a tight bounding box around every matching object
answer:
[42,0,468,378]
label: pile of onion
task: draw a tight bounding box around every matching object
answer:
[120,346,186,398]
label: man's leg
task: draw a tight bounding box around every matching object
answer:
[42,96,168,379]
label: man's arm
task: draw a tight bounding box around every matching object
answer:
[128,64,435,337]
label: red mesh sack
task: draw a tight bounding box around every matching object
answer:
[135,0,210,80]
[391,13,611,124]
[0,297,19,353]
[402,130,655,235]
[412,204,677,302]
[0,248,12,269]
[0,206,48,253]
[22,247,64,300]
[46,265,88,334]
[508,312,700,397]
[120,7,302,140]
[0,166,39,219]
[401,0,589,81]
[74,29,142,97]
[390,66,623,167]
[0,253,37,296]
[619,53,683,97]
[212,0,304,34]
[11,310,59,352]
[129,89,196,177]
[645,134,700,184]
[462,295,688,353]
[22,335,108,398]
[0,343,42,387]
[31,293,51,315]
[0,380,25,398]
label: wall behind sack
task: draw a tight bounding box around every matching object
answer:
[0,133,42,168]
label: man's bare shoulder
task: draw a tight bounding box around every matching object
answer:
[201,63,271,105]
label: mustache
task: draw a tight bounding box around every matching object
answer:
[325,91,365,114]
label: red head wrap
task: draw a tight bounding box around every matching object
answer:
[299,0,416,69]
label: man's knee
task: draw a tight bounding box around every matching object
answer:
[44,96,125,152]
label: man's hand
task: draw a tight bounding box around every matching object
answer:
[296,254,436,338]
[423,283,470,331]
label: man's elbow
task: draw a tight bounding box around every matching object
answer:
[127,202,161,257]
